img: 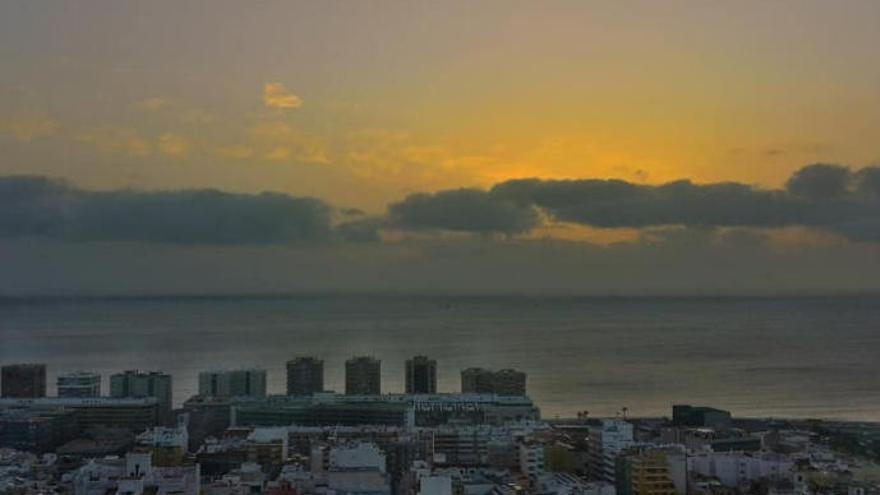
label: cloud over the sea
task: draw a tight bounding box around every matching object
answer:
[387,164,880,241]
[2,164,880,245]
[0,176,335,244]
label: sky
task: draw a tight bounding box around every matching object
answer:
[1,0,879,295]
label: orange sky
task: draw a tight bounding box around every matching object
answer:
[1,1,879,212]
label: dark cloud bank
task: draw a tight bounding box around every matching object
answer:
[2,164,880,245]
[391,164,880,241]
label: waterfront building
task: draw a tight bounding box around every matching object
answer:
[286,357,324,396]
[406,356,438,394]
[1,364,47,398]
[346,356,381,395]
[460,368,495,394]
[461,368,527,396]
[0,397,160,432]
[493,369,526,396]
[110,370,173,419]
[229,393,539,428]
[672,404,732,429]
[57,371,101,398]
[198,368,267,398]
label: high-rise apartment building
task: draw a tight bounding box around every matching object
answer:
[286,357,324,395]
[461,368,495,394]
[57,371,101,398]
[110,370,173,418]
[461,367,527,396]
[493,369,526,396]
[198,368,266,398]
[405,355,437,394]
[345,357,381,395]
[1,364,47,398]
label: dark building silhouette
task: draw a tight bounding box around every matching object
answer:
[461,367,526,396]
[461,368,496,394]
[1,364,47,398]
[493,368,526,396]
[405,355,437,394]
[109,370,173,420]
[672,404,732,429]
[286,357,324,395]
[345,356,381,395]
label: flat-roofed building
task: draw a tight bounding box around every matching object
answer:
[0,397,160,432]
[461,368,527,396]
[198,368,266,398]
[406,356,437,394]
[110,370,172,419]
[57,371,101,398]
[286,357,324,396]
[346,357,381,395]
[1,364,47,398]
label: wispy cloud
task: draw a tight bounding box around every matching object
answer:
[0,112,59,141]
[158,133,189,158]
[77,127,151,156]
[215,145,254,160]
[263,82,302,109]
[133,97,170,111]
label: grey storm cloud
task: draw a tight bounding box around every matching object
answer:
[388,188,540,235]
[388,164,880,240]
[0,176,338,244]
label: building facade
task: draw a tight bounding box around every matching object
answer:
[1,364,47,398]
[405,356,437,394]
[286,357,324,396]
[589,419,635,482]
[57,371,101,398]
[346,357,381,395]
[461,368,526,396]
[198,368,267,398]
[110,370,173,418]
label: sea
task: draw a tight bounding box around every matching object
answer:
[0,294,878,421]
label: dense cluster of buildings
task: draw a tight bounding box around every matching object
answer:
[1,360,878,495]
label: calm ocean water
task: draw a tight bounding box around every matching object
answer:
[0,294,878,421]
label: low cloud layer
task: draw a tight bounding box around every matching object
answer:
[0,176,335,244]
[389,164,880,241]
[389,188,539,235]
[2,164,880,245]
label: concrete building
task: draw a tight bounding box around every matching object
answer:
[406,356,438,394]
[57,371,101,398]
[110,370,173,419]
[0,397,160,432]
[616,446,686,495]
[346,356,382,395]
[286,357,324,396]
[687,451,793,489]
[0,408,77,453]
[1,364,47,398]
[461,368,495,394]
[589,419,635,482]
[493,369,526,396]
[198,368,267,398]
[230,393,539,428]
[672,404,732,430]
[518,442,546,483]
[461,368,527,396]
